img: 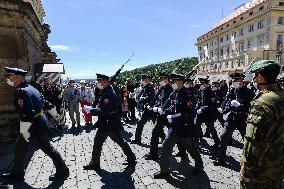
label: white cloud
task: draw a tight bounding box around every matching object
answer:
[50,45,71,51]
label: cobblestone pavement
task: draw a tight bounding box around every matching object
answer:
[1,112,284,189]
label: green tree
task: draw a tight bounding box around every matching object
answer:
[116,57,198,84]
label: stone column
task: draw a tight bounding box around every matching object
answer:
[0,1,45,144]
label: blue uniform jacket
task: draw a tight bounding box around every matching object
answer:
[90,85,123,132]
[196,88,217,121]
[223,85,255,114]
[14,82,54,137]
[138,83,155,105]
[166,87,195,138]
[153,84,173,107]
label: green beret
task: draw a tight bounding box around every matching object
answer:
[247,60,280,74]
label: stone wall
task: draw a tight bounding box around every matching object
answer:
[0,0,46,144]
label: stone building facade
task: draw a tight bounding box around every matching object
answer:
[0,0,60,143]
[196,0,284,81]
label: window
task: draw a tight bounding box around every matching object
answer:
[257,35,264,48]
[215,50,218,57]
[215,39,218,46]
[257,20,264,29]
[220,48,224,57]
[239,42,244,53]
[225,62,229,68]
[226,46,230,56]
[214,64,218,70]
[259,6,264,11]
[248,39,253,50]
[240,58,244,66]
[278,17,284,25]
[239,28,244,36]
[226,35,229,41]
[220,37,224,43]
[248,24,254,32]
[279,2,284,6]
[277,35,283,43]
[232,32,237,37]
[210,51,214,58]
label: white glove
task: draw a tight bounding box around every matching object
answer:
[167,113,182,123]
[20,121,32,142]
[153,107,159,113]
[231,100,241,108]
[48,107,60,121]
[146,105,152,110]
[158,108,165,115]
[139,97,146,101]
[58,94,63,100]
[83,106,93,113]
[217,108,223,113]
[197,109,202,114]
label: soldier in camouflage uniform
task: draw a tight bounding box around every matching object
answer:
[240,60,284,189]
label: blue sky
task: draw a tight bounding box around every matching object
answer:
[41,0,247,79]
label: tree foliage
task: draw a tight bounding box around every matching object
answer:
[116,57,198,84]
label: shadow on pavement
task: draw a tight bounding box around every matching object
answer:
[1,178,66,189]
[96,164,136,189]
[167,155,210,189]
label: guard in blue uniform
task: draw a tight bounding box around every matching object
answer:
[212,81,225,127]
[144,72,173,161]
[195,77,220,149]
[154,73,203,179]
[2,67,69,183]
[214,73,255,166]
[131,74,156,145]
[83,74,136,171]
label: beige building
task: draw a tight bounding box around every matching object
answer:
[196,0,284,81]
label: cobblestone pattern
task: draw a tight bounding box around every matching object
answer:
[1,112,284,189]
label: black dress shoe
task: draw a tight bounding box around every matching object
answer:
[213,160,226,166]
[49,171,69,181]
[144,154,158,161]
[212,143,220,149]
[122,160,137,166]
[203,132,210,138]
[191,167,203,176]
[83,163,101,171]
[153,171,170,179]
[175,151,186,157]
[1,172,24,182]
[130,140,141,145]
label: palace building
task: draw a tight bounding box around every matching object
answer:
[196,0,284,81]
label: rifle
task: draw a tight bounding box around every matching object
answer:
[243,57,257,73]
[110,53,135,83]
[172,59,185,74]
[185,58,206,79]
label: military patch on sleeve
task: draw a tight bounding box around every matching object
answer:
[104,99,110,104]
[247,113,262,124]
[18,99,24,108]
